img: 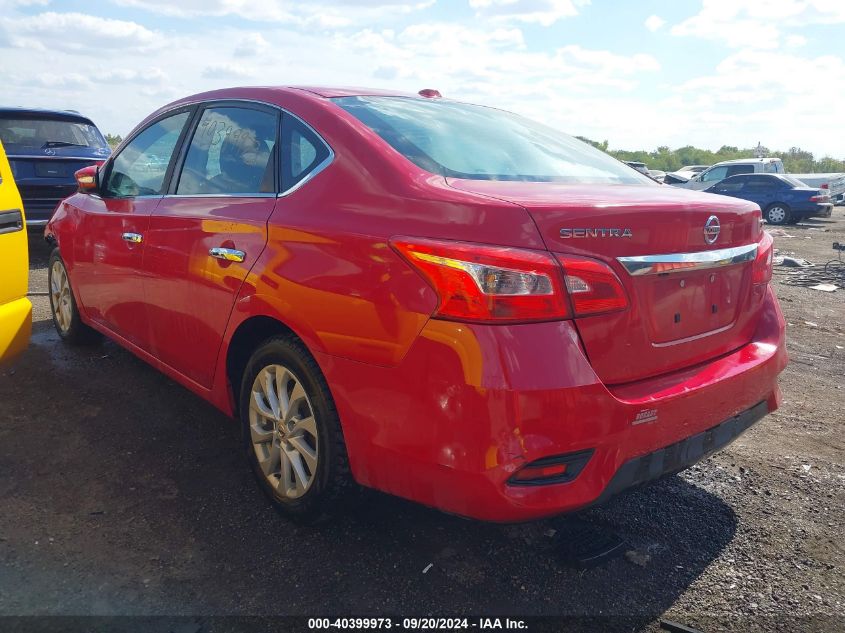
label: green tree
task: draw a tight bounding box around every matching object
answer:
[105,134,123,149]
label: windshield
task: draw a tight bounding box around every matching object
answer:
[334,96,651,185]
[0,116,109,152]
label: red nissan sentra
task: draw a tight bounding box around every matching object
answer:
[45,87,787,522]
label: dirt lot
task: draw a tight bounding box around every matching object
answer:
[1,213,843,632]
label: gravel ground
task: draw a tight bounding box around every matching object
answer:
[1,213,843,633]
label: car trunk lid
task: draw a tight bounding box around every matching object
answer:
[447,179,764,384]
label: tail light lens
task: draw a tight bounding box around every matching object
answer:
[391,237,630,323]
[390,237,570,322]
[556,255,629,316]
[753,232,774,285]
[810,194,829,202]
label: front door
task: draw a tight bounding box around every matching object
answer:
[142,103,280,388]
[71,110,192,348]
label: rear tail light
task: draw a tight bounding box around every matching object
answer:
[821,183,829,189]
[391,237,629,323]
[556,255,629,316]
[810,194,829,202]
[753,232,774,285]
[390,237,570,322]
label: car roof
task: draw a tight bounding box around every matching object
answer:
[716,157,782,165]
[0,106,96,124]
[288,86,418,98]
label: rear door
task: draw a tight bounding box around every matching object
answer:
[70,109,193,348]
[741,175,779,208]
[141,102,280,388]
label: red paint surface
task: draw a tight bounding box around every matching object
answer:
[47,87,787,521]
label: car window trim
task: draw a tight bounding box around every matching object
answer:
[279,112,335,197]
[99,105,198,200]
[139,97,335,199]
[167,100,282,198]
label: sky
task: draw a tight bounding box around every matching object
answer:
[0,0,843,158]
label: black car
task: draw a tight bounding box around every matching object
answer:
[706,173,833,225]
[0,108,111,227]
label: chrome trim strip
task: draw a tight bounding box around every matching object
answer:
[160,193,277,199]
[617,243,758,276]
[25,219,49,227]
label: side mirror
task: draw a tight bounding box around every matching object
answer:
[75,165,99,193]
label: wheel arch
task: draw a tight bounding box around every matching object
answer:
[224,314,315,418]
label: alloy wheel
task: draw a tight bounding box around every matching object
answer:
[50,261,73,333]
[248,364,319,499]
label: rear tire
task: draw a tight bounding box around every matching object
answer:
[48,249,101,345]
[239,334,353,521]
[764,203,791,225]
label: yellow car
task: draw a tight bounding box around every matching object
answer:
[0,139,31,365]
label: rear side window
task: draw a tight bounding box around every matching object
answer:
[0,115,108,152]
[726,165,754,177]
[281,115,331,192]
[103,111,190,197]
[334,96,650,185]
[176,106,278,195]
[745,176,777,189]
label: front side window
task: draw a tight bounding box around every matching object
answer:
[715,179,744,193]
[104,111,190,197]
[334,96,651,185]
[702,166,728,182]
[176,106,278,195]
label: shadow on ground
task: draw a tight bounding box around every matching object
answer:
[0,316,739,631]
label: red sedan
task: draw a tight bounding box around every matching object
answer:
[45,87,786,522]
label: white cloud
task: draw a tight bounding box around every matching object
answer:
[644,14,665,32]
[201,63,256,80]
[664,48,845,156]
[233,32,271,57]
[469,0,589,26]
[110,0,434,25]
[785,33,807,47]
[671,0,845,48]
[0,11,162,52]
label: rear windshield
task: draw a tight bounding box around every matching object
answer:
[779,174,807,187]
[333,96,651,185]
[0,115,108,152]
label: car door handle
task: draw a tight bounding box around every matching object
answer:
[121,232,143,244]
[209,247,246,263]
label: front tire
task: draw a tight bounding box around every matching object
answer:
[48,250,100,345]
[764,203,791,225]
[239,335,352,520]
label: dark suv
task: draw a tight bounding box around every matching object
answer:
[0,108,110,227]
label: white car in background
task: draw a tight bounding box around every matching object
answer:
[671,158,785,191]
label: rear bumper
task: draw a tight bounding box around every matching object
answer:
[0,297,32,365]
[593,400,767,506]
[319,286,787,522]
[801,203,833,218]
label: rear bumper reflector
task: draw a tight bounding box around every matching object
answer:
[617,243,758,276]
